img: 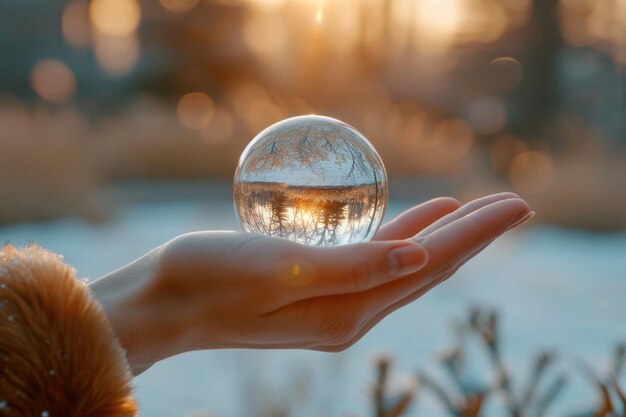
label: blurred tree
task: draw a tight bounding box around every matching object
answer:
[513,0,563,140]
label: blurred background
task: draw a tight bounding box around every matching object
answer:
[1,0,626,415]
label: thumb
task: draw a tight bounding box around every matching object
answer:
[276,241,429,300]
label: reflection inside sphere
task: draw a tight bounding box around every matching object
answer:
[234,115,388,247]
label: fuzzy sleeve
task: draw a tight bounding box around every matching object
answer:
[0,244,137,417]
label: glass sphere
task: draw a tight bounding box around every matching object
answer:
[233,115,388,247]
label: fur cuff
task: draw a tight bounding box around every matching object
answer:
[0,245,137,416]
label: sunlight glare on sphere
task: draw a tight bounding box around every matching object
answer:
[234,116,388,247]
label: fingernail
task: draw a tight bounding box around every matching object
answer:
[388,244,429,278]
[506,210,535,231]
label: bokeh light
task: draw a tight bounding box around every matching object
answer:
[490,134,527,172]
[62,1,90,48]
[89,0,141,37]
[94,33,140,77]
[416,0,463,40]
[488,57,524,92]
[177,93,216,130]
[30,59,76,103]
[274,257,316,287]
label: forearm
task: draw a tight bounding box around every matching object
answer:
[89,244,188,376]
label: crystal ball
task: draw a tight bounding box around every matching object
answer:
[233,115,388,247]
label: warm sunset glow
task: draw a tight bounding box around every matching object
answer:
[314,0,325,25]
[30,59,76,103]
[243,13,288,57]
[315,9,324,25]
[62,1,90,48]
[391,0,464,51]
[417,0,463,39]
[90,0,141,37]
[177,93,215,130]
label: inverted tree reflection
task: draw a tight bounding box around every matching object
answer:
[235,182,381,246]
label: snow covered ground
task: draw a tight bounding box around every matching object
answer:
[1,194,625,416]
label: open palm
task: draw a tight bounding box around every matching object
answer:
[92,192,532,374]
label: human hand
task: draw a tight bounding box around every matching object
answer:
[90,193,532,375]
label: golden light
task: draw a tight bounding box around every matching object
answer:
[159,0,199,13]
[416,0,463,38]
[94,33,140,77]
[89,0,141,37]
[315,8,324,25]
[314,0,325,25]
[246,0,285,11]
[509,151,556,194]
[293,205,316,226]
[62,1,90,48]
[275,257,316,287]
[177,92,216,130]
[392,0,464,51]
[243,12,288,57]
[325,2,360,52]
[30,59,76,103]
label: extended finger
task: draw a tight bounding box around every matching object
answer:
[271,240,429,303]
[308,199,530,350]
[310,237,501,351]
[360,198,529,308]
[415,192,519,238]
[306,198,528,330]
[415,197,529,269]
[374,197,460,241]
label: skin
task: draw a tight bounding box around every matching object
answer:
[89,192,533,376]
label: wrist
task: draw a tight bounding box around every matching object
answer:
[89,247,189,375]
